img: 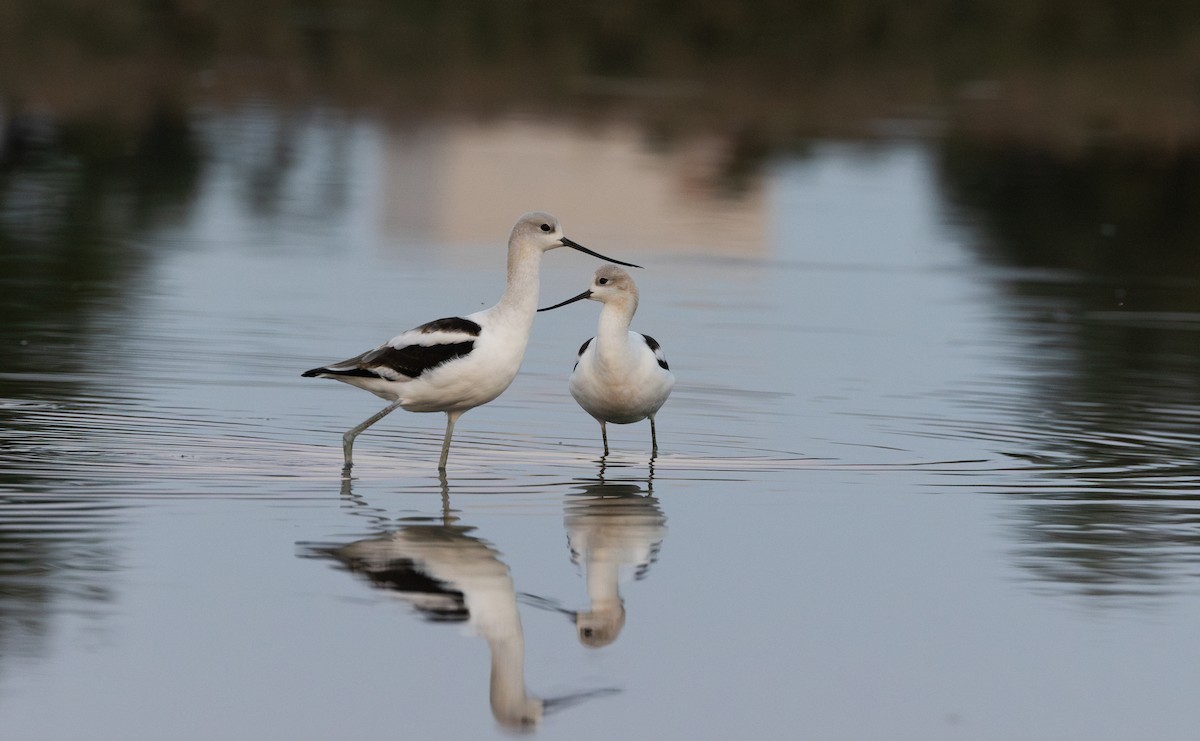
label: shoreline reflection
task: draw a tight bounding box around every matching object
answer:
[936,138,1200,599]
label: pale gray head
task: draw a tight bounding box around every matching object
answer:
[510,212,641,267]
[538,265,639,314]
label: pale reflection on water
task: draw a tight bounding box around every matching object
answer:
[310,482,576,731]
[306,473,660,730]
[2,107,1200,739]
[562,476,666,649]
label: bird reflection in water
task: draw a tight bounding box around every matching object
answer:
[309,476,614,731]
[524,465,667,648]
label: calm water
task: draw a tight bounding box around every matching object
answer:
[2,107,1200,740]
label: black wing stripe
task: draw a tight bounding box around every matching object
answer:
[574,337,594,371]
[302,366,382,379]
[418,317,482,336]
[362,341,475,378]
[341,558,469,622]
[642,334,670,370]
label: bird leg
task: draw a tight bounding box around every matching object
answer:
[650,416,658,458]
[342,400,403,476]
[438,410,463,471]
[600,421,610,457]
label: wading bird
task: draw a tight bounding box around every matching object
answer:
[539,266,674,457]
[303,213,640,474]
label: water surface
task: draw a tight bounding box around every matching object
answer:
[2,108,1200,740]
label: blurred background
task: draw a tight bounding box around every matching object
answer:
[5,1,1200,256]
[4,0,1200,341]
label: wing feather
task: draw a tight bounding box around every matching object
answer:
[573,337,594,371]
[640,334,670,371]
[302,316,480,380]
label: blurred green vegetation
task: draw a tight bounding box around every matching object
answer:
[2,0,1200,147]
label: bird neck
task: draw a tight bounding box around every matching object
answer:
[494,244,543,318]
[585,556,622,603]
[594,300,635,361]
[487,617,534,727]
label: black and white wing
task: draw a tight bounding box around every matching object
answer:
[640,334,670,371]
[573,337,594,371]
[303,316,482,381]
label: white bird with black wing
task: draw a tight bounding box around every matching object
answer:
[539,266,674,457]
[303,212,640,474]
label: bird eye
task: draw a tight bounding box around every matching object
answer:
[597,277,609,285]
[540,223,551,232]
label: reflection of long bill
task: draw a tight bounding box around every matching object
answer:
[313,508,618,729]
[521,481,667,650]
[566,482,667,648]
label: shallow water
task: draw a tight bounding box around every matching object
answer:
[3,111,1200,740]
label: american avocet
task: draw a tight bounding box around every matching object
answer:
[303,213,640,474]
[539,266,674,457]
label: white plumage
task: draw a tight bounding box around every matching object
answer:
[304,212,640,474]
[540,266,674,457]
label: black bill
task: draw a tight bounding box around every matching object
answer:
[538,289,593,312]
[559,237,642,269]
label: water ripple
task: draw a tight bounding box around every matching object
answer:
[0,493,124,656]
